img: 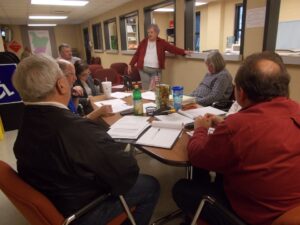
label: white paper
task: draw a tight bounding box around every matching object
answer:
[178,106,226,119]
[155,113,194,125]
[94,99,132,113]
[110,92,132,99]
[142,91,156,101]
[246,7,266,28]
[136,126,181,149]
[108,116,150,139]
[112,84,125,89]
[169,95,196,105]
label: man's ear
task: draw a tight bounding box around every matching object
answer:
[56,77,69,95]
[235,86,248,106]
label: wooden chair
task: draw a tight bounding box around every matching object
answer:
[0,160,136,225]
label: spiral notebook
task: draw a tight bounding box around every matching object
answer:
[136,121,182,149]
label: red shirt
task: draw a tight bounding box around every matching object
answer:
[129,37,185,70]
[188,97,300,225]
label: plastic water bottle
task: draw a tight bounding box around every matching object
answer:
[172,86,184,111]
[133,85,143,116]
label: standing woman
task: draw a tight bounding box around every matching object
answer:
[128,24,190,90]
[74,61,100,114]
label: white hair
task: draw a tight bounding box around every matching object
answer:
[12,54,63,102]
[147,24,160,34]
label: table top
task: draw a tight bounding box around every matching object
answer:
[90,94,190,167]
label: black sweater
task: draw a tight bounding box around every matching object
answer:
[14,105,139,216]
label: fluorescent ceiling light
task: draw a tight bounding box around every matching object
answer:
[195,1,208,6]
[28,24,57,26]
[29,15,67,20]
[154,8,174,12]
[31,0,89,6]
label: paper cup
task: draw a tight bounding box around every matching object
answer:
[102,81,112,98]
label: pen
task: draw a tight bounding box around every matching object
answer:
[151,128,160,139]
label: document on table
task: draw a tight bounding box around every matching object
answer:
[141,91,156,101]
[178,106,226,119]
[94,99,133,113]
[136,121,182,149]
[110,92,132,99]
[108,116,150,139]
[155,112,194,125]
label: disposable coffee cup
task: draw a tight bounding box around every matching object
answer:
[102,81,112,98]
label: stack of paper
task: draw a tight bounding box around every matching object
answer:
[155,113,193,125]
[178,106,226,119]
[110,92,132,99]
[108,116,150,139]
[136,121,182,149]
[141,91,156,101]
[94,99,132,113]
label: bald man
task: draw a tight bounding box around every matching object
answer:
[173,52,300,225]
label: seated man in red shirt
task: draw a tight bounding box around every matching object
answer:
[173,51,300,225]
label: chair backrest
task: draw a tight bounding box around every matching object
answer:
[127,66,141,82]
[92,68,122,85]
[0,160,64,225]
[90,56,102,65]
[271,206,300,225]
[89,64,103,76]
[110,62,128,76]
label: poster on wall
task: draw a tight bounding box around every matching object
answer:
[28,30,52,56]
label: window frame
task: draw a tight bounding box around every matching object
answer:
[92,22,103,51]
[103,17,118,51]
[119,10,139,51]
[143,0,176,44]
[184,0,246,56]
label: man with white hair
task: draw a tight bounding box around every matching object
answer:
[12,54,160,225]
[57,43,81,64]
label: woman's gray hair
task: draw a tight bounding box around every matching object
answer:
[147,24,160,34]
[205,50,226,73]
[12,54,63,102]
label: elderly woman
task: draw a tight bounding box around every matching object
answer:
[128,24,190,90]
[191,51,233,106]
[74,61,100,114]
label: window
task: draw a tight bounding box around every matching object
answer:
[234,4,244,44]
[92,23,103,51]
[185,0,245,54]
[144,0,175,45]
[120,11,139,50]
[104,18,118,51]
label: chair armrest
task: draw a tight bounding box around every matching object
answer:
[63,193,111,225]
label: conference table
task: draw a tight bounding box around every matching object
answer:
[90,94,193,225]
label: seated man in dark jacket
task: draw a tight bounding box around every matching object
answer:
[12,54,160,225]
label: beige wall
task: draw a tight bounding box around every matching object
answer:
[54,25,84,58]
[3,24,83,59]
[152,12,174,41]
[279,0,300,22]
[81,0,300,103]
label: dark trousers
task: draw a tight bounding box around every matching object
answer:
[172,169,234,225]
[75,174,160,225]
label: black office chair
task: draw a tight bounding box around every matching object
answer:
[190,195,247,225]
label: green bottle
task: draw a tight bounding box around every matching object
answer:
[133,85,143,116]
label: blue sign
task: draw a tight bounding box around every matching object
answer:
[0,64,22,104]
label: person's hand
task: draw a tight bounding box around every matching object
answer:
[97,105,113,117]
[127,65,132,74]
[204,113,224,127]
[72,86,83,97]
[184,50,192,56]
[194,116,213,129]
